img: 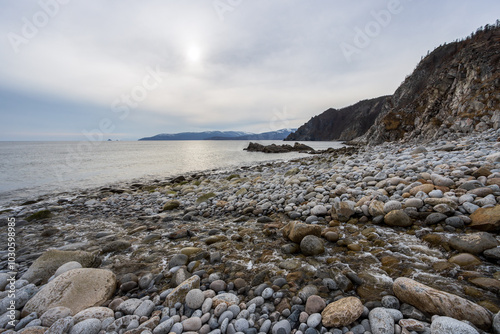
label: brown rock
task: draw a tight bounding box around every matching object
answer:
[384,210,412,227]
[470,205,500,232]
[212,293,240,307]
[468,277,500,293]
[18,327,48,334]
[73,306,114,323]
[472,167,492,178]
[448,253,482,267]
[164,275,200,307]
[409,184,435,196]
[487,178,500,186]
[368,200,385,217]
[22,269,116,317]
[321,296,363,327]
[468,187,494,197]
[305,295,326,314]
[393,277,492,329]
[282,221,322,243]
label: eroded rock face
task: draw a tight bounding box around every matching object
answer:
[393,277,492,329]
[321,296,363,328]
[22,269,116,317]
[21,250,100,285]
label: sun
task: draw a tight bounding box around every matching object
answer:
[187,45,201,62]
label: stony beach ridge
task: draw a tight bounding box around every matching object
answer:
[1,129,500,334]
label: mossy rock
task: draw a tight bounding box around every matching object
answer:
[226,174,240,181]
[163,200,181,211]
[26,210,52,222]
[285,167,300,176]
[196,192,216,204]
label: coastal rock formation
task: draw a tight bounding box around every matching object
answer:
[285,96,389,141]
[288,24,500,144]
[244,142,314,153]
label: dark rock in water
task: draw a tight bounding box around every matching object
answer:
[244,142,314,153]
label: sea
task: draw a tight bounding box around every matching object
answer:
[0,140,343,208]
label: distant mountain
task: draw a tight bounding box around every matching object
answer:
[139,129,296,141]
[139,131,252,141]
[208,129,297,140]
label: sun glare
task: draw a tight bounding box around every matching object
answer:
[187,46,201,62]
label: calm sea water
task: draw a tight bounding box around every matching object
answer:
[0,140,342,208]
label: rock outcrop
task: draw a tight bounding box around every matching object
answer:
[285,96,389,141]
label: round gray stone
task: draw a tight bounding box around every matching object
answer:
[430,316,479,334]
[186,289,205,309]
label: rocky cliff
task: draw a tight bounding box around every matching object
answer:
[362,24,500,144]
[288,23,500,144]
[285,96,389,141]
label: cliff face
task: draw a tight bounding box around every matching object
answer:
[362,26,500,144]
[288,24,500,144]
[285,96,389,141]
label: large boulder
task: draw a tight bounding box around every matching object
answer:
[393,277,491,330]
[21,250,100,285]
[282,221,321,244]
[321,296,363,328]
[470,205,500,232]
[22,269,116,317]
[449,232,499,255]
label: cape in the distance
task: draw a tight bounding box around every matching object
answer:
[138,129,297,141]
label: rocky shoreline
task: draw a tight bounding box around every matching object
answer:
[1,130,500,334]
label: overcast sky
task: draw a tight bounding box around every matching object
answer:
[0,1,498,141]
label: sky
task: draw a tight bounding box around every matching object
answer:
[0,1,499,141]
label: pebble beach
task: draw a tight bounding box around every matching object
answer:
[1,130,500,334]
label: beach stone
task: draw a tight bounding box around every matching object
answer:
[431,174,455,187]
[162,200,180,211]
[469,187,494,197]
[69,318,101,334]
[234,318,249,332]
[182,317,202,331]
[369,200,385,217]
[23,269,116,317]
[484,247,500,261]
[101,239,131,253]
[468,277,500,292]
[381,296,400,309]
[47,316,74,334]
[334,201,356,221]
[469,205,500,231]
[311,205,327,216]
[40,306,72,327]
[54,261,82,277]
[21,250,99,285]
[282,221,322,243]
[398,318,425,331]
[463,202,480,214]
[369,308,394,334]
[393,277,491,329]
[384,201,402,213]
[134,300,155,317]
[449,253,482,267]
[169,254,189,268]
[411,146,427,154]
[210,279,227,292]
[404,198,424,208]
[460,180,484,191]
[425,213,447,225]
[410,184,435,195]
[305,295,326,314]
[384,210,412,227]
[164,275,200,307]
[321,296,363,328]
[300,235,325,256]
[117,298,142,314]
[73,306,114,323]
[272,319,291,334]
[186,289,205,309]
[430,316,479,334]
[449,232,499,255]
[494,311,500,334]
[307,313,322,328]
[212,293,240,307]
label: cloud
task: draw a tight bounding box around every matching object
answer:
[1,0,499,140]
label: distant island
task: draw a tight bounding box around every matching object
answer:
[138,128,296,141]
